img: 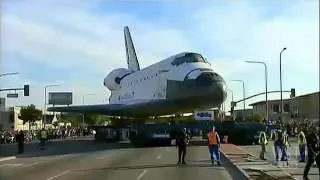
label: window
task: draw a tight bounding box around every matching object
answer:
[171,53,206,66]
[284,104,290,112]
[273,104,280,113]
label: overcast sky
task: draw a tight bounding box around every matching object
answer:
[0,0,319,113]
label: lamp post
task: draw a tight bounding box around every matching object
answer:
[44,84,61,128]
[82,93,95,127]
[245,60,268,123]
[227,89,234,102]
[231,80,245,111]
[280,47,287,124]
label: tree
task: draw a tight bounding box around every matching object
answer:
[19,104,43,130]
[252,114,264,123]
[58,113,82,127]
[85,114,109,126]
[243,114,264,123]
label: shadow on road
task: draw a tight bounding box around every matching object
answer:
[75,163,225,172]
[0,139,134,158]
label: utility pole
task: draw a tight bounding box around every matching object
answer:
[245,60,268,124]
[44,84,61,128]
[231,80,245,120]
[280,47,287,124]
[82,94,95,127]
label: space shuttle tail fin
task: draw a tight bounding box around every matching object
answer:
[124,26,140,71]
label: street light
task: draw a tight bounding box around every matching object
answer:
[230,80,246,112]
[280,47,287,124]
[44,84,61,128]
[226,89,234,102]
[245,60,268,123]
[82,93,95,126]
[0,72,19,77]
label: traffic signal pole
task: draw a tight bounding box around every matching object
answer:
[0,85,29,96]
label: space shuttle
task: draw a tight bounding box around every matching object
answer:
[48,26,227,117]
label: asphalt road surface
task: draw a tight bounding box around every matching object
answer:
[0,140,235,180]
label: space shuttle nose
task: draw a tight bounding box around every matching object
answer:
[196,72,224,86]
[214,81,227,104]
[196,72,215,85]
[195,72,227,104]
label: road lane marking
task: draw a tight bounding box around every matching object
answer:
[0,163,23,167]
[137,169,148,180]
[22,161,41,167]
[157,154,162,160]
[98,153,114,160]
[46,170,70,180]
[0,156,16,162]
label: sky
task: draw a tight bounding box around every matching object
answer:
[0,0,319,114]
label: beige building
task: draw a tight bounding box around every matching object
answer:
[249,91,319,122]
[232,109,253,118]
[0,105,72,131]
[0,106,43,131]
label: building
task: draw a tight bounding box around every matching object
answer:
[0,98,5,111]
[232,109,253,118]
[0,106,44,131]
[249,91,319,123]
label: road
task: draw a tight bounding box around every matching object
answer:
[0,139,235,180]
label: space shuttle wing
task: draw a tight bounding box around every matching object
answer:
[47,104,126,116]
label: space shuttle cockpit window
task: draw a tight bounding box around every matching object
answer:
[171,53,206,66]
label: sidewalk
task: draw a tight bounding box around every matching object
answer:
[221,144,297,180]
[241,143,319,180]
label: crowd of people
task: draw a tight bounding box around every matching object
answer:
[259,122,319,180]
[0,127,93,144]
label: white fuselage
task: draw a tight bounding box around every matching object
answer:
[107,52,214,105]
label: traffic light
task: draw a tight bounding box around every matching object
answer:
[290,88,295,98]
[24,85,29,96]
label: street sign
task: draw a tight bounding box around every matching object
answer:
[48,92,73,105]
[7,93,18,98]
[194,111,215,121]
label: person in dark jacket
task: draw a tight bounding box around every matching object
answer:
[176,128,190,164]
[16,130,24,154]
[303,127,319,180]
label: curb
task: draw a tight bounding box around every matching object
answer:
[0,156,16,162]
[220,150,251,180]
[221,145,300,180]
